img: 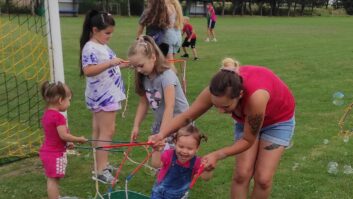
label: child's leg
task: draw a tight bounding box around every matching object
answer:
[211,29,216,39]
[191,39,197,58]
[182,46,188,54]
[192,47,198,58]
[94,111,116,172]
[47,177,60,199]
[92,113,99,148]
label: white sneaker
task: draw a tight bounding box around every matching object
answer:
[205,38,210,42]
[92,169,117,184]
[212,38,217,42]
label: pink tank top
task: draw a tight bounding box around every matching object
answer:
[232,66,295,127]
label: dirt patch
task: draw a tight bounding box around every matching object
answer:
[0,157,42,178]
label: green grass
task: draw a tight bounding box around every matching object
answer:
[1,16,353,198]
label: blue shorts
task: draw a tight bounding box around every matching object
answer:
[162,28,182,54]
[234,116,295,147]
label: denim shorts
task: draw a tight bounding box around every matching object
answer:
[162,28,182,54]
[234,116,295,147]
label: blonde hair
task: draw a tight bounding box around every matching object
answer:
[127,35,170,96]
[170,0,184,29]
[222,57,240,68]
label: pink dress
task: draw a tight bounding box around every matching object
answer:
[39,109,68,178]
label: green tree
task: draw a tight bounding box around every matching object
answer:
[342,0,353,14]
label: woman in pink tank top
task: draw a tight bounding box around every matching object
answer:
[151,57,296,199]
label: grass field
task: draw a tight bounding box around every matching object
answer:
[1,16,353,199]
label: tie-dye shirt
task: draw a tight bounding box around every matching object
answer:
[81,41,126,112]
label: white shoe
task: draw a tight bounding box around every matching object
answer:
[92,169,117,184]
[212,38,217,42]
[205,38,210,42]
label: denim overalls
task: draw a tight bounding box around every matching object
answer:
[151,151,196,199]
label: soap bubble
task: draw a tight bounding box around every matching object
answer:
[343,165,353,174]
[327,161,338,174]
[332,91,344,106]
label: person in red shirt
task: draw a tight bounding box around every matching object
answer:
[151,57,296,199]
[180,16,199,61]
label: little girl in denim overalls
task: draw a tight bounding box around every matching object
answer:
[150,124,212,199]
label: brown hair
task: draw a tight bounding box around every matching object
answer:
[40,81,72,104]
[209,70,243,99]
[140,0,170,29]
[174,124,207,147]
[127,35,169,96]
[79,10,115,76]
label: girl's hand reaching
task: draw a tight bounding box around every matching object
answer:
[67,142,75,149]
[77,136,88,144]
[130,126,139,142]
[110,57,130,68]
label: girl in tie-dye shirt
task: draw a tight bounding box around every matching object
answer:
[79,10,129,184]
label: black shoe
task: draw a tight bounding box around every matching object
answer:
[181,54,189,58]
[193,57,199,61]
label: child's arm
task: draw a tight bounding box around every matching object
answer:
[57,125,87,143]
[131,95,149,141]
[83,57,127,77]
[158,85,175,134]
[150,137,165,168]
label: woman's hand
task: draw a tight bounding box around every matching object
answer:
[202,152,220,171]
[148,133,165,147]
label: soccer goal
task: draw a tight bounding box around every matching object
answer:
[0,0,64,165]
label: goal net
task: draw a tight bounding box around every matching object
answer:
[0,0,63,165]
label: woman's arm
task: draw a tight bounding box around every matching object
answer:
[203,90,270,170]
[157,87,213,139]
[131,95,149,141]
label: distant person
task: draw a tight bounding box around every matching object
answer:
[150,124,212,199]
[151,57,296,199]
[163,0,184,61]
[205,3,217,42]
[128,35,189,150]
[39,81,87,199]
[137,0,170,56]
[181,16,199,61]
[79,10,129,184]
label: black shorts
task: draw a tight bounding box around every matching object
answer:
[207,19,216,29]
[182,38,196,48]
